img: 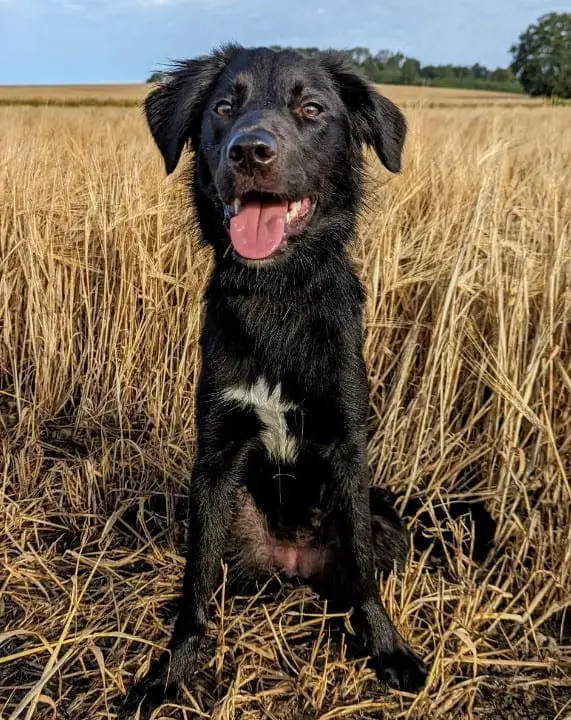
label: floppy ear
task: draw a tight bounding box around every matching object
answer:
[320,52,406,173]
[144,45,238,174]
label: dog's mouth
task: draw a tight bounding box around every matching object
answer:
[223,192,316,261]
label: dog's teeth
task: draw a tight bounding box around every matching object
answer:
[286,211,292,223]
[288,200,302,220]
[233,199,241,214]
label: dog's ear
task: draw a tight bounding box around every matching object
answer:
[144,45,238,174]
[321,52,406,173]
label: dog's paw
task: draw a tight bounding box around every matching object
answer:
[373,640,428,693]
[117,660,178,720]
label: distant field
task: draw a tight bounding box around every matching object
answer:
[0,82,548,107]
[0,83,148,106]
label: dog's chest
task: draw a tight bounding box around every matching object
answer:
[223,377,299,463]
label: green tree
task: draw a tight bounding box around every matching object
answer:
[471,63,489,80]
[348,47,372,65]
[491,67,513,83]
[401,57,421,84]
[510,13,571,97]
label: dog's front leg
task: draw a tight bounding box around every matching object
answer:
[328,438,428,693]
[119,442,248,719]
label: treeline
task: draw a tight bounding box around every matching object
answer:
[270,46,522,93]
[146,47,522,93]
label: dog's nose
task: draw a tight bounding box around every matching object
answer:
[226,130,278,171]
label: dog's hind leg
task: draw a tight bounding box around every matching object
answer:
[401,494,496,564]
[370,485,496,567]
[369,486,411,574]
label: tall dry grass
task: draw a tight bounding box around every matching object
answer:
[0,101,570,720]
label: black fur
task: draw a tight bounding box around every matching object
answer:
[119,45,492,719]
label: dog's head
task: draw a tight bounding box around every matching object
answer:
[145,45,406,267]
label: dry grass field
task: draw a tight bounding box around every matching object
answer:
[0,88,570,720]
[0,82,549,108]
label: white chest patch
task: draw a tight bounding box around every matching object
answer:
[223,377,298,463]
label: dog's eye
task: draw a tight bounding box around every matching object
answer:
[214,100,233,117]
[301,102,323,119]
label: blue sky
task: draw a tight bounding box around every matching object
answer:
[0,0,567,85]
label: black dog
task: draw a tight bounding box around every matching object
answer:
[120,44,441,718]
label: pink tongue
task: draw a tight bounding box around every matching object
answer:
[229,200,289,260]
